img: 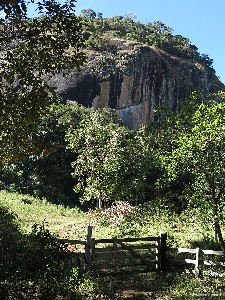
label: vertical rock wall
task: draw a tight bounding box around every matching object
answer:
[54,41,224,129]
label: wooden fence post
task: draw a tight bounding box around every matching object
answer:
[85,226,93,271]
[195,247,200,277]
[159,232,167,271]
[91,238,96,273]
[113,237,117,274]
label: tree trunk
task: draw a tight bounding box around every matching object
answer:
[214,218,225,253]
[213,202,225,253]
[210,179,225,252]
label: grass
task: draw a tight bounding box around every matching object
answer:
[1,190,225,299]
[117,203,219,249]
[0,190,219,248]
[0,190,89,240]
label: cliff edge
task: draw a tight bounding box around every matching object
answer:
[51,38,224,129]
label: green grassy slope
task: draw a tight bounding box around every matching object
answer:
[0,190,88,239]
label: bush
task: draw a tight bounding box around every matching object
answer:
[88,201,134,227]
[0,219,89,299]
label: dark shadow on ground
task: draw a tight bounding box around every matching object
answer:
[95,271,225,300]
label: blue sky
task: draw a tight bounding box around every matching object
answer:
[74,0,225,85]
[28,0,225,84]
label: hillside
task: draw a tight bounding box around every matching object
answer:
[51,14,224,129]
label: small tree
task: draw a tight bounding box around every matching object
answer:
[67,108,153,205]
[80,8,96,19]
[157,92,225,251]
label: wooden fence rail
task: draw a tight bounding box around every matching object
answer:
[82,228,166,275]
[90,235,164,275]
[167,246,225,274]
[82,227,225,275]
[1,226,225,276]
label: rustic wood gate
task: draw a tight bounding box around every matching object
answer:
[85,227,167,276]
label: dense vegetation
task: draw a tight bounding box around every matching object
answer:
[1,91,225,245]
[2,91,225,298]
[1,3,225,299]
[81,8,214,70]
[0,0,85,164]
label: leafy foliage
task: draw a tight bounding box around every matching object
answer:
[81,8,214,68]
[1,103,157,205]
[67,108,155,204]
[0,220,86,299]
[0,102,87,202]
[155,91,225,250]
[0,1,85,164]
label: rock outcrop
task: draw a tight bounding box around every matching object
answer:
[51,39,224,129]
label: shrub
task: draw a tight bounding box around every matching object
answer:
[88,201,134,227]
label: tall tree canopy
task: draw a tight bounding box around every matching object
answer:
[0,0,85,164]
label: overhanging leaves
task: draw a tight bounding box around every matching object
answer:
[0,0,86,164]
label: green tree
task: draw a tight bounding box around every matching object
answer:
[80,8,96,19]
[157,92,225,251]
[67,108,153,205]
[80,11,207,64]
[0,0,85,164]
[0,102,86,202]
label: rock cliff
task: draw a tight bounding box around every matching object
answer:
[51,38,224,129]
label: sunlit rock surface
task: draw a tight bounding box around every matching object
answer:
[51,39,224,129]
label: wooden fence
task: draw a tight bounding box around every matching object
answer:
[0,230,17,265]
[89,236,167,275]
[82,227,225,275]
[1,226,225,276]
[167,246,225,273]
[53,226,167,275]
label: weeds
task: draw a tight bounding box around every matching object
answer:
[88,201,134,227]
